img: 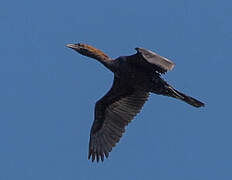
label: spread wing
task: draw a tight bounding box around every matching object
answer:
[127,48,175,73]
[88,77,149,162]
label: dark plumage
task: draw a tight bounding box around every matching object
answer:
[66,43,204,162]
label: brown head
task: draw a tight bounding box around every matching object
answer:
[66,43,110,62]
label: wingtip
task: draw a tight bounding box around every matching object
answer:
[88,153,105,163]
[91,153,95,162]
[101,155,104,162]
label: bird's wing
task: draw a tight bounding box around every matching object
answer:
[89,77,149,162]
[129,47,175,73]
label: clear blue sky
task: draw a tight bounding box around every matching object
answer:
[1,0,231,179]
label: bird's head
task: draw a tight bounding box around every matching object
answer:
[66,43,109,61]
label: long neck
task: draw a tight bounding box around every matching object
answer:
[80,44,116,72]
[98,58,115,73]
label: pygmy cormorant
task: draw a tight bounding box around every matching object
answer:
[66,43,204,162]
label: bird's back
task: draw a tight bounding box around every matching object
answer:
[113,56,156,91]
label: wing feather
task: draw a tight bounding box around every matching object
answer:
[126,48,175,73]
[88,77,149,162]
[135,47,175,72]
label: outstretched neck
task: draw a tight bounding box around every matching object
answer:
[98,58,115,73]
[86,48,113,69]
[78,44,115,72]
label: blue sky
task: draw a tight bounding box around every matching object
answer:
[1,0,231,179]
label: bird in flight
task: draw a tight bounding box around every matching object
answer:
[66,43,204,162]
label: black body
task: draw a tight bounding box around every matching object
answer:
[66,43,204,162]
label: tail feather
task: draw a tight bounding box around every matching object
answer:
[167,87,205,108]
[150,77,205,108]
